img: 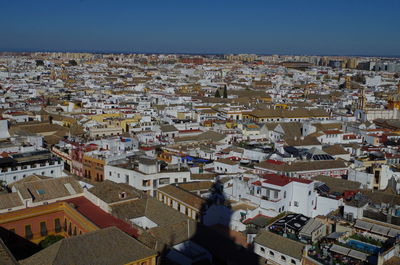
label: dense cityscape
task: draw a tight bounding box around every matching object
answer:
[0,51,399,265]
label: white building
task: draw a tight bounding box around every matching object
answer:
[254,230,305,265]
[213,158,240,174]
[0,151,66,184]
[105,157,191,196]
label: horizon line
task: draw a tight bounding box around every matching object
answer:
[0,48,399,59]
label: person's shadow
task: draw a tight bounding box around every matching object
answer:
[158,178,262,265]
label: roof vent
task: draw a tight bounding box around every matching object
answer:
[119,192,127,199]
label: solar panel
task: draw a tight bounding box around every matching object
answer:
[317,184,330,193]
[388,228,400,237]
[354,220,373,231]
[330,244,350,256]
[348,250,368,261]
[371,224,390,235]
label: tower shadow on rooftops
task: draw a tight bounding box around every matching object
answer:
[0,226,41,260]
[158,177,262,265]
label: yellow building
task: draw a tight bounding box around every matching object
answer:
[261,95,272,103]
[88,113,123,123]
[83,154,106,181]
[226,121,237,129]
[0,202,98,244]
[120,116,141,132]
[388,83,400,110]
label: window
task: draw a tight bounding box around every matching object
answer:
[175,178,178,183]
[281,255,286,261]
[269,251,274,257]
[40,221,48,236]
[260,247,265,253]
[294,201,299,207]
[284,191,286,199]
[64,219,67,232]
[25,225,33,240]
[308,191,311,196]
[291,259,296,264]
[55,218,61,233]
[183,178,187,182]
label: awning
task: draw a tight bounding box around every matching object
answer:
[388,228,400,238]
[348,250,368,261]
[354,220,373,231]
[371,225,390,236]
[330,244,350,256]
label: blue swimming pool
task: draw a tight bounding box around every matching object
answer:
[347,239,381,254]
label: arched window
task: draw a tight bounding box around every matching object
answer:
[281,255,286,261]
[260,247,265,253]
[269,251,274,257]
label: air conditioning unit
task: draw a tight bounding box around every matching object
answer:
[347,213,354,222]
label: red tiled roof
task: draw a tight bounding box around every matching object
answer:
[264,159,285,165]
[140,146,154,151]
[323,130,342,135]
[343,134,359,139]
[0,152,10,158]
[179,129,202,133]
[243,214,271,224]
[64,196,139,238]
[262,174,312,187]
[251,181,262,186]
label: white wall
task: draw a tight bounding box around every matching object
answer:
[0,161,66,184]
[105,164,190,195]
[254,243,301,265]
[313,196,341,217]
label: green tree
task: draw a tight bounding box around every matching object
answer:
[35,60,44,66]
[223,85,228,98]
[39,235,64,249]
[69,60,78,66]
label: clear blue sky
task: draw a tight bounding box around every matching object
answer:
[1,0,399,56]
